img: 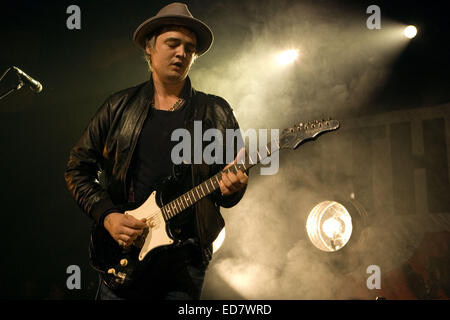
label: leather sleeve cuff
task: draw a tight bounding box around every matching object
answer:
[90,198,118,225]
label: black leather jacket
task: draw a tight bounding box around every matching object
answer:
[64,76,246,251]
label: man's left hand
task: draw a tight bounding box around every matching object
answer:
[219,149,248,196]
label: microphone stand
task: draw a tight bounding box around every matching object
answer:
[0,67,25,100]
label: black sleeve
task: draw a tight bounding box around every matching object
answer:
[64,97,119,224]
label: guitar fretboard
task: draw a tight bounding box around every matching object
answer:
[160,138,280,221]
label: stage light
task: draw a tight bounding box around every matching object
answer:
[213,227,226,253]
[404,25,417,39]
[306,201,353,252]
[276,49,299,65]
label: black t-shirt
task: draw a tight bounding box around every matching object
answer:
[131,105,188,206]
[129,88,196,239]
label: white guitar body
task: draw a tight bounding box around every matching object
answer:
[125,191,174,261]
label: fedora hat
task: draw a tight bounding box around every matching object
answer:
[133,2,213,56]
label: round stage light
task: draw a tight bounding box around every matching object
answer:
[276,49,299,65]
[404,25,417,39]
[213,227,226,253]
[306,201,353,252]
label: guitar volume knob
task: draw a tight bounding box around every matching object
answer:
[107,268,116,275]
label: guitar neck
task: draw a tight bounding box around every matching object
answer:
[160,138,280,221]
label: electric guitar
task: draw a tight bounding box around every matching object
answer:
[89,119,340,289]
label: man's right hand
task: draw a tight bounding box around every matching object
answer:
[103,212,147,247]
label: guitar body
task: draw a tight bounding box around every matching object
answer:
[89,172,193,290]
[89,222,144,289]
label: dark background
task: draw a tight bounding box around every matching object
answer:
[0,0,449,299]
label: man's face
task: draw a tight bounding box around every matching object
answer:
[146,26,197,83]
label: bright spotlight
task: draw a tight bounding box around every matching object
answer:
[212,227,226,253]
[276,49,299,65]
[404,25,417,39]
[306,201,353,252]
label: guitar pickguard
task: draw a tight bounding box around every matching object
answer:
[125,191,174,261]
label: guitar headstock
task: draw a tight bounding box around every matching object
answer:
[280,119,339,150]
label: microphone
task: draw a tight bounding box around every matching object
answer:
[12,66,43,93]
